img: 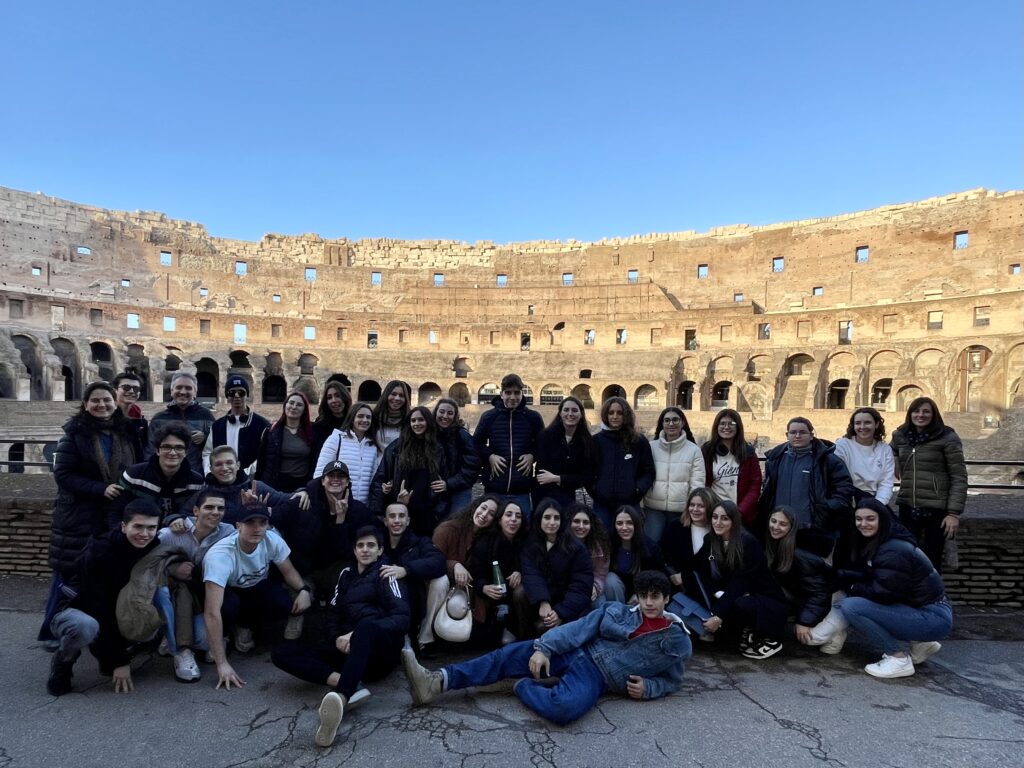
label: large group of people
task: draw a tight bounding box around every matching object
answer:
[41,369,966,747]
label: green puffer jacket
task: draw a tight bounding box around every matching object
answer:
[890,426,968,515]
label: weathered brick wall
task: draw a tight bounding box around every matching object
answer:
[0,498,51,576]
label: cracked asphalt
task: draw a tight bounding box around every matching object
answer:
[2,575,1022,768]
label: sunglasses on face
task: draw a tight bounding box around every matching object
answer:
[119,385,141,393]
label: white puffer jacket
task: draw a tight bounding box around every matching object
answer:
[314,430,381,504]
[643,435,705,513]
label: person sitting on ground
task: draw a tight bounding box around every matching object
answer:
[605,505,669,604]
[469,499,530,645]
[697,501,789,660]
[154,490,234,682]
[519,498,594,637]
[148,372,214,476]
[663,487,720,637]
[272,526,409,747]
[46,499,161,696]
[566,502,610,605]
[763,505,847,654]
[380,503,447,653]
[272,460,376,605]
[120,422,205,523]
[402,570,691,726]
[202,503,312,690]
[834,498,952,679]
[179,445,302,527]
[202,375,270,476]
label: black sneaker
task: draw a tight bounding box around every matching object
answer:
[742,638,783,660]
[46,654,75,696]
[737,628,755,653]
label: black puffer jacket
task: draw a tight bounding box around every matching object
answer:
[50,415,143,576]
[758,439,854,531]
[520,538,594,622]
[837,515,946,607]
[472,397,544,495]
[588,429,656,509]
[325,560,409,641]
[533,426,596,506]
[437,425,481,496]
[698,531,786,619]
[772,549,835,627]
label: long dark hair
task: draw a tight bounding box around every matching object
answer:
[432,397,465,431]
[600,396,643,449]
[372,379,412,432]
[397,406,440,474]
[77,382,120,421]
[901,396,946,434]
[316,380,352,427]
[475,498,529,555]
[654,406,695,443]
[703,408,750,462]
[609,505,653,576]
[847,497,893,563]
[707,500,745,573]
[764,505,796,574]
[844,406,886,441]
[565,501,609,558]
[447,493,502,536]
[542,396,594,459]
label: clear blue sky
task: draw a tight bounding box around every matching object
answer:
[2,1,1021,244]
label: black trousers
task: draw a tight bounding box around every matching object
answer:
[898,504,946,571]
[271,620,404,698]
[221,579,293,632]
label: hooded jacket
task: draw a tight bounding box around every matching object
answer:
[758,438,854,532]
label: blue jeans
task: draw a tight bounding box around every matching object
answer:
[154,585,209,654]
[50,608,99,662]
[642,508,672,545]
[604,573,627,604]
[444,640,607,725]
[838,597,953,655]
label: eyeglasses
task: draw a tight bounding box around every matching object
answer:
[159,444,187,453]
[118,385,141,393]
[662,417,682,424]
[787,430,811,437]
[718,421,737,428]
[227,390,247,397]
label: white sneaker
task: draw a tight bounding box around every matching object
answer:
[234,627,255,653]
[910,641,941,665]
[284,614,305,641]
[315,691,345,748]
[173,649,201,682]
[865,654,915,679]
[820,627,848,655]
[157,636,172,657]
[347,685,371,710]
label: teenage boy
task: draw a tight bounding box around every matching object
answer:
[380,503,447,653]
[403,570,691,725]
[473,373,544,517]
[46,499,162,696]
[149,372,214,475]
[202,375,270,475]
[120,422,205,523]
[181,445,299,526]
[112,371,149,447]
[272,525,408,747]
[202,503,311,690]
[155,489,234,682]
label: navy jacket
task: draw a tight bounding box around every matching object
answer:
[588,429,656,509]
[772,548,835,627]
[837,521,946,608]
[533,426,595,506]
[210,410,270,471]
[382,529,447,583]
[520,537,594,623]
[758,439,854,532]
[473,397,544,495]
[325,560,409,641]
[119,456,204,526]
[148,401,214,475]
[369,438,449,535]
[437,425,481,495]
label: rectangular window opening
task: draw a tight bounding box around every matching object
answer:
[370,272,382,286]
[772,257,785,273]
[336,327,347,341]
[367,331,378,348]
[163,316,176,332]
[954,231,969,250]
[927,310,944,330]
[812,286,824,297]
[428,330,438,344]
[496,274,508,287]
[757,322,771,340]
[521,333,531,351]
[9,300,24,319]
[627,269,639,284]
[616,328,628,345]
[1010,263,1021,275]
[855,245,869,263]
[584,329,595,345]
[121,278,131,288]
[561,272,574,287]
[89,308,103,326]
[882,314,898,334]
[838,320,853,344]
[199,319,211,335]
[235,261,248,276]
[697,264,709,280]
[974,306,991,327]
[199,287,208,298]
[271,324,281,338]
[304,267,317,281]
[304,326,316,340]
[272,293,281,303]
[234,323,247,344]
[433,273,444,287]
[31,266,42,277]
[127,313,140,329]
[734,292,744,302]
[160,251,173,267]
[76,246,92,256]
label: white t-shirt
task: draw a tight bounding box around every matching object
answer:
[203,529,291,589]
[711,453,740,502]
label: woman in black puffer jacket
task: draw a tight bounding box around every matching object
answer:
[42,382,143,641]
[836,498,952,680]
[889,396,968,571]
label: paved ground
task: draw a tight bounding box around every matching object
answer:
[1,576,1023,768]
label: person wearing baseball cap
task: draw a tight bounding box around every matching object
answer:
[202,374,270,476]
[202,501,311,691]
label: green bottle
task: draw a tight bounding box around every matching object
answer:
[492,560,507,595]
